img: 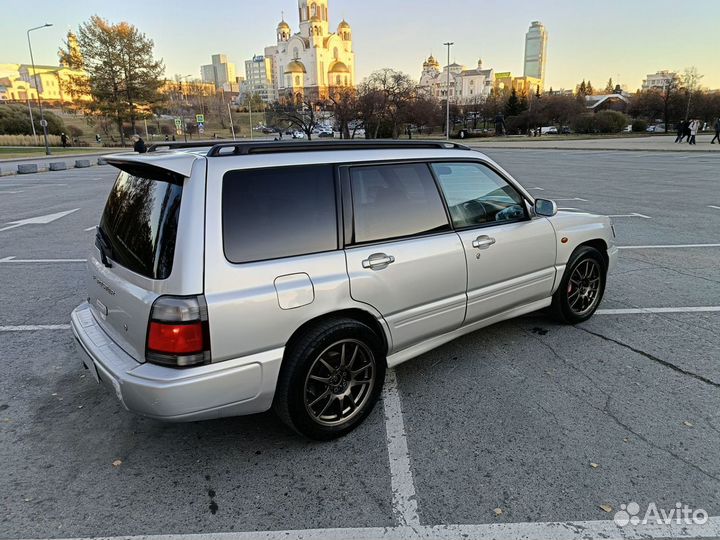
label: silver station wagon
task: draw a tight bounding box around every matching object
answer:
[71,140,617,439]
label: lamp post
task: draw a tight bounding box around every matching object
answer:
[27,24,53,155]
[443,41,454,140]
[178,74,192,142]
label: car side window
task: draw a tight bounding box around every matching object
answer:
[350,163,450,244]
[431,162,527,228]
[222,165,337,263]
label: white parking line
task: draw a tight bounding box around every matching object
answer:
[528,186,545,191]
[618,243,720,250]
[708,205,720,210]
[20,517,720,540]
[0,190,24,194]
[597,306,720,315]
[608,213,652,219]
[0,256,86,263]
[84,226,97,231]
[382,369,420,528]
[0,324,71,332]
[554,197,589,202]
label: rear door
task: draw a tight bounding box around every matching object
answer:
[430,161,556,323]
[342,162,467,351]
[87,162,204,362]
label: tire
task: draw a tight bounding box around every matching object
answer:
[273,318,386,440]
[551,246,607,324]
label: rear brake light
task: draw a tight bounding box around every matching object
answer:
[146,296,210,367]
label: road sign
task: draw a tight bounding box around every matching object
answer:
[39,119,48,128]
[174,118,182,128]
[196,114,205,124]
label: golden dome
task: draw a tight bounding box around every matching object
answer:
[338,19,351,29]
[285,60,307,74]
[329,61,349,73]
[277,20,290,30]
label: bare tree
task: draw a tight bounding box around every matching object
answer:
[327,87,358,139]
[682,67,704,119]
[272,96,323,139]
[357,69,416,138]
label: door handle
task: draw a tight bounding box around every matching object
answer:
[472,235,496,249]
[362,253,395,269]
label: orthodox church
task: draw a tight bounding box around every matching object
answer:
[419,55,494,102]
[264,0,355,102]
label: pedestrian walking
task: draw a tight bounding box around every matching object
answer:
[60,132,68,147]
[688,119,699,145]
[132,134,147,153]
[674,121,686,143]
[711,117,720,144]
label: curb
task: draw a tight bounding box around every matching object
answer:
[468,144,720,154]
[49,162,68,171]
[17,163,38,174]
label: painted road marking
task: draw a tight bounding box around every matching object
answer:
[619,243,720,250]
[0,208,79,232]
[0,256,87,263]
[382,369,420,528]
[0,190,24,194]
[608,213,652,219]
[554,197,589,202]
[0,324,71,332]
[19,517,720,540]
[527,186,545,191]
[709,205,720,210]
[597,306,720,315]
[84,226,97,231]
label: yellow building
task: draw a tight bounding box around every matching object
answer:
[0,63,90,104]
[494,72,542,95]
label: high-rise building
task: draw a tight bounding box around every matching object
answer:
[201,54,238,90]
[264,0,355,101]
[243,55,276,103]
[523,21,547,87]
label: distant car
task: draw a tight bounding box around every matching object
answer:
[318,131,334,138]
[292,131,305,139]
[560,126,572,134]
[541,126,558,135]
[623,125,632,133]
[647,124,666,133]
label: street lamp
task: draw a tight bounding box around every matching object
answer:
[443,41,454,140]
[178,74,192,142]
[27,23,53,155]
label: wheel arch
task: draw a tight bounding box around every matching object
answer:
[283,308,390,366]
[576,238,609,270]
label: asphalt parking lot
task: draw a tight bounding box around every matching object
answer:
[1,148,719,540]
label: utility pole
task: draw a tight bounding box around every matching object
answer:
[27,23,53,155]
[228,102,236,140]
[444,41,454,140]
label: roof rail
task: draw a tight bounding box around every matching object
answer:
[146,140,217,153]
[206,140,472,157]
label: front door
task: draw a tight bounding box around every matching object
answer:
[343,162,467,351]
[431,161,557,323]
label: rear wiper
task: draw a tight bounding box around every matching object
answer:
[95,226,113,268]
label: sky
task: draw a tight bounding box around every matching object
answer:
[2,0,719,91]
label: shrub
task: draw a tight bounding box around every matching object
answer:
[570,113,596,134]
[594,110,628,133]
[631,119,648,132]
[67,125,84,137]
[0,104,65,136]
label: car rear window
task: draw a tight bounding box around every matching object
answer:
[222,165,337,263]
[98,169,183,280]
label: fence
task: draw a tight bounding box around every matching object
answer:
[0,134,63,146]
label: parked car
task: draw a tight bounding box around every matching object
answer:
[292,131,306,139]
[71,140,617,440]
[646,124,666,133]
[540,126,558,135]
[317,130,334,138]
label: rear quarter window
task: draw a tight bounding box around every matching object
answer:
[99,169,183,280]
[222,165,338,263]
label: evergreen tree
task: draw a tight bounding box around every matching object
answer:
[604,77,614,94]
[586,80,594,95]
[74,16,165,145]
[505,88,522,116]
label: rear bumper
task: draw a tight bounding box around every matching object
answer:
[70,302,283,421]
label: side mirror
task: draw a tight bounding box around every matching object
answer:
[534,198,558,217]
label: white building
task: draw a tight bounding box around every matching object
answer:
[419,56,494,102]
[242,55,276,103]
[201,54,238,91]
[264,0,355,102]
[642,70,678,91]
[523,21,548,87]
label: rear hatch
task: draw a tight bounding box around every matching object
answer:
[88,162,188,363]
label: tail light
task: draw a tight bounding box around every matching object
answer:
[146,296,210,367]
